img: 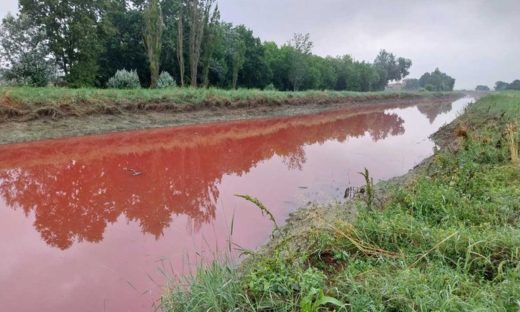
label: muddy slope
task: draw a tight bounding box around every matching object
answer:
[0,94,461,145]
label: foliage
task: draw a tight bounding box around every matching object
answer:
[0,13,55,86]
[507,80,520,90]
[359,168,374,210]
[157,72,177,88]
[476,85,490,92]
[403,78,420,91]
[107,70,141,89]
[143,0,163,88]
[373,49,412,90]
[264,83,276,91]
[495,81,510,91]
[494,80,520,91]
[19,0,112,87]
[419,68,456,91]
[162,92,520,311]
[3,0,415,91]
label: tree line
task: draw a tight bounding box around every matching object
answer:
[402,68,456,92]
[0,0,416,90]
[494,80,520,91]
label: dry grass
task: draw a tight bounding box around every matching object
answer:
[506,123,519,164]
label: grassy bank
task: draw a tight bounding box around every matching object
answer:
[0,87,454,123]
[162,92,520,311]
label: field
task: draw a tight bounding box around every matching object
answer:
[162,92,520,311]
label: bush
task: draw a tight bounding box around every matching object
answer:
[107,70,141,89]
[157,72,176,89]
[264,83,277,91]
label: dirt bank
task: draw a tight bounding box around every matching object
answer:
[245,95,471,265]
[0,93,461,145]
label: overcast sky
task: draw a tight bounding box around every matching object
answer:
[2,0,519,89]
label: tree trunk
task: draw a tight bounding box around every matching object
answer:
[176,15,185,87]
[144,0,163,88]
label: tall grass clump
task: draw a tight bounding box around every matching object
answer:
[107,69,141,89]
[506,123,519,164]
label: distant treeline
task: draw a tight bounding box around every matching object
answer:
[0,0,414,91]
[402,68,455,92]
[494,80,520,91]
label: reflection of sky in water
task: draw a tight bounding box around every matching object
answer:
[0,97,473,312]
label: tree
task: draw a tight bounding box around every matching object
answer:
[495,81,509,91]
[475,85,490,92]
[19,0,112,87]
[143,0,163,88]
[403,78,420,91]
[227,29,246,89]
[373,50,412,90]
[200,5,220,88]
[97,1,148,87]
[419,68,455,91]
[0,13,55,86]
[507,80,520,90]
[234,25,271,89]
[186,0,216,87]
[175,0,186,86]
[288,33,313,91]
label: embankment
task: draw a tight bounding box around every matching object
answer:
[0,87,461,144]
[162,92,520,311]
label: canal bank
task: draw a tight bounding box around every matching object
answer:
[0,88,461,144]
[162,92,520,311]
[0,96,471,311]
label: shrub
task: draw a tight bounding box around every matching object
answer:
[107,70,141,89]
[264,83,277,91]
[157,72,176,89]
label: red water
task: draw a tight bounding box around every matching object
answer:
[0,97,472,311]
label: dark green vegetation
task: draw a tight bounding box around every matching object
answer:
[476,85,491,92]
[404,69,456,92]
[495,80,520,91]
[0,0,414,91]
[162,92,520,311]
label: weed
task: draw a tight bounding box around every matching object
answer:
[359,168,374,210]
[235,194,279,232]
[506,123,519,164]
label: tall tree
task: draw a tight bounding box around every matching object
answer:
[288,33,313,91]
[373,50,412,90]
[228,29,246,89]
[187,0,216,87]
[19,0,112,87]
[143,0,163,88]
[176,0,186,86]
[419,68,455,91]
[201,5,220,88]
[0,13,55,86]
[495,81,509,91]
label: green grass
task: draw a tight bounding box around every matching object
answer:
[0,86,452,109]
[161,91,520,311]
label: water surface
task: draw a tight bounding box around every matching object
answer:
[0,97,472,311]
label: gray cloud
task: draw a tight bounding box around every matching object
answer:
[2,0,518,89]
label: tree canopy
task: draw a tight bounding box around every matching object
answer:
[2,0,413,90]
[418,68,455,92]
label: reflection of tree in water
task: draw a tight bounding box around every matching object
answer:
[0,107,405,250]
[417,101,453,124]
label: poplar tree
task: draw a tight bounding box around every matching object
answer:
[144,0,163,88]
